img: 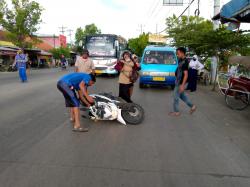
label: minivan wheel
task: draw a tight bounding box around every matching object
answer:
[139,83,145,88]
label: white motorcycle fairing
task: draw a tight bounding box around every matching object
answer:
[89,94,127,125]
[117,109,126,125]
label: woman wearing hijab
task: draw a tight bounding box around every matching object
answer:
[115,51,140,103]
[187,55,204,92]
[13,49,28,83]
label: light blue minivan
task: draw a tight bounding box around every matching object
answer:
[139,46,178,88]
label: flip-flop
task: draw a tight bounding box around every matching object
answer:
[72,127,89,132]
[168,112,181,117]
[190,106,197,114]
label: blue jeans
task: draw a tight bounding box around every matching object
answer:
[19,68,27,82]
[173,85,193,112]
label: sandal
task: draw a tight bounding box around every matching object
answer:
[190,105,197,115]
[72,127,89,132]
[168,112,181,117]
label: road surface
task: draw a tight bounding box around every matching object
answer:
[0,68,250,187]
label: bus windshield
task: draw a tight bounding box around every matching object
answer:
[143,50,177,65]
[86,36,116,57]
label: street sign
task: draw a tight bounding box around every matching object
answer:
[148,34,167,44]
[163,0,183,6]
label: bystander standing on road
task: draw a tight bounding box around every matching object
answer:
[169,47,196,117]
[75,49,95,74]
[187,55,204,92]
[115,51,140,103]
[12,49,28,83]
[60,55,67,69]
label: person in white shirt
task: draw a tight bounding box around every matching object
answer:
[75,49,95,74]
[187,55,204,92]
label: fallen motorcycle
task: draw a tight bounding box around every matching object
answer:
[81,93,144,125]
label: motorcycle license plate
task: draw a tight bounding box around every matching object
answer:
[153,77,166,81]
[95,70,104,74]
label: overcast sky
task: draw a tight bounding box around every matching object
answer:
[21,0,247,40]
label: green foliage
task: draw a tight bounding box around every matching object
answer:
[74,23,101,53]
[0,0,43,48]
[50,47,71,60]
[166,15,250,63]
[128,33,149,57]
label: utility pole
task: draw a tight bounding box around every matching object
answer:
[213,0,221,30]
[188,0,191,23]
[53,34,56,48]
[156,24,158,34]
[59,26,67,35]
[211,0,221,87]
[138,24,145,35]
[67,29,73,46]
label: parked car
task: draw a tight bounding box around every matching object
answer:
[139,45,178,88]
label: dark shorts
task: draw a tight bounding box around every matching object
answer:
[57,81,80,107]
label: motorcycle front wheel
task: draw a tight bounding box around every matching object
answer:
[121,103,144,125]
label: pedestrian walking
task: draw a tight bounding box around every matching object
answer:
[187,55,204,92]
[115,51,140,103]
[13,49,28,83]
[169,47,196,117]
[57,73,96,132]
[75,49,95,74]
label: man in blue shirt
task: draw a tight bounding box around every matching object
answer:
[57,73,96,132]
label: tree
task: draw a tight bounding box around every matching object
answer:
[165,15,250,90]
[50,47,71,60]
[0,0,43,48]
[74,23,101,53]
[128,33,149,57]
[166,15,250,60]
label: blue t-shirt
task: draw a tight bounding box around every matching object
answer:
[59,73,91,90]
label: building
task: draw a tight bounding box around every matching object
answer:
[37,35,67,49]
[0,30,54,68]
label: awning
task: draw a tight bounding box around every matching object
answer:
[39,50,52,56]
[228,56,250,69]
[213,0,250,23]
[0,46,18,56]
[0,40,16,47]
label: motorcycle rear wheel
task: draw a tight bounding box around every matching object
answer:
[121,103,144,125]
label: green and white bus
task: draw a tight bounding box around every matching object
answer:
[85,34,127,75]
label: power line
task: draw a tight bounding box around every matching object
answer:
[145,0,162,27]
[67,29,73,45]
[158,0,196,34]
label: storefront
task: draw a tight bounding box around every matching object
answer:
[0,47,17,71]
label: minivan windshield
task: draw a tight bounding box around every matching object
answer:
[143,50,177,65]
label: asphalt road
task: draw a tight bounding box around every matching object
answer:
[0,68,250,187]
